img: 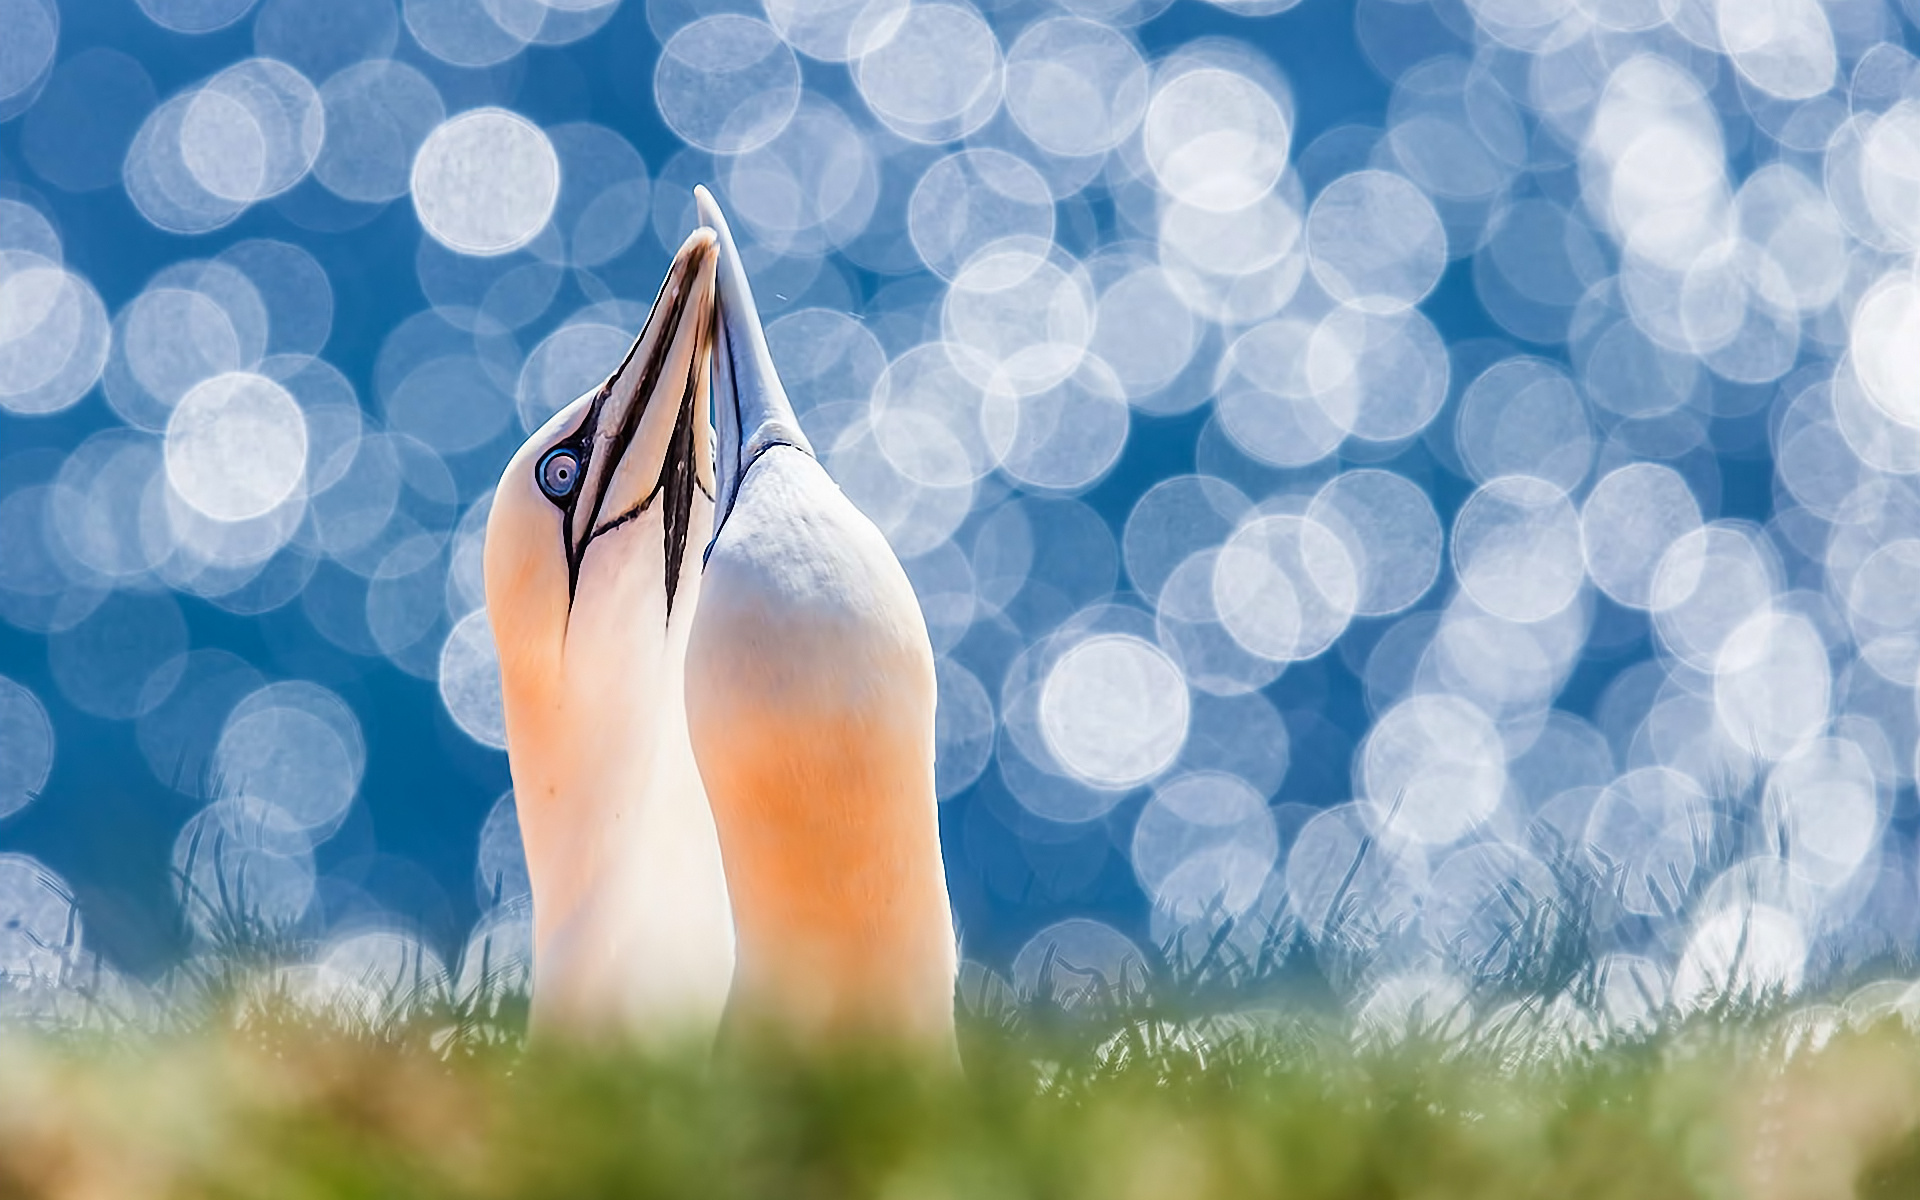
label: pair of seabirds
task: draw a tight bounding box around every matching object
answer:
[485,189,957,1057]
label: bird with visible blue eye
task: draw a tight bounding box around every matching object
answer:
[483,228,731,1048]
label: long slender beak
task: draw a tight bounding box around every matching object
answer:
[695,185,812,551]
[561,227,717,614]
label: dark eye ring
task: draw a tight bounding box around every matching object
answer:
[539,448,580,500]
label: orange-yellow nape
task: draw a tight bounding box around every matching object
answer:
[482,228,733,1048]
[688,186,959,1055]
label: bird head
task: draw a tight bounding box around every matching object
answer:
[484,228,719,753]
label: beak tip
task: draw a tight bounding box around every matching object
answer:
[694,184,722,231]
[695,193,744,336]
[691,228,719,273]
[679,224,718,264]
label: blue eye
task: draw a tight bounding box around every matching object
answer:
[539,448,579,500]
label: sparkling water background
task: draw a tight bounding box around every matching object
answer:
[1,0,1917,1025]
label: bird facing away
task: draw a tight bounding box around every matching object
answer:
[483,229,734,1047]
[687,186,959,1053]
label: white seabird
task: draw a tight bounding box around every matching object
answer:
[687,187,959,1053]
[483,229,735,1046]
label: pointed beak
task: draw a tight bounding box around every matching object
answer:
[695,185,812,551]
[561,227,718,612]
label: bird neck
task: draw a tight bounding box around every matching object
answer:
[686,450,958,1054]
[700,695,958,1053]
[507,634,733,1043]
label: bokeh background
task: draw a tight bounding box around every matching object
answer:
[2,0,1919,1028]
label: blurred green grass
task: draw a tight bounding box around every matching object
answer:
[24,825,1920,1198]
[2,981,1919,1200]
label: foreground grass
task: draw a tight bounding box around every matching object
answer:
[0,997,1918,1199]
